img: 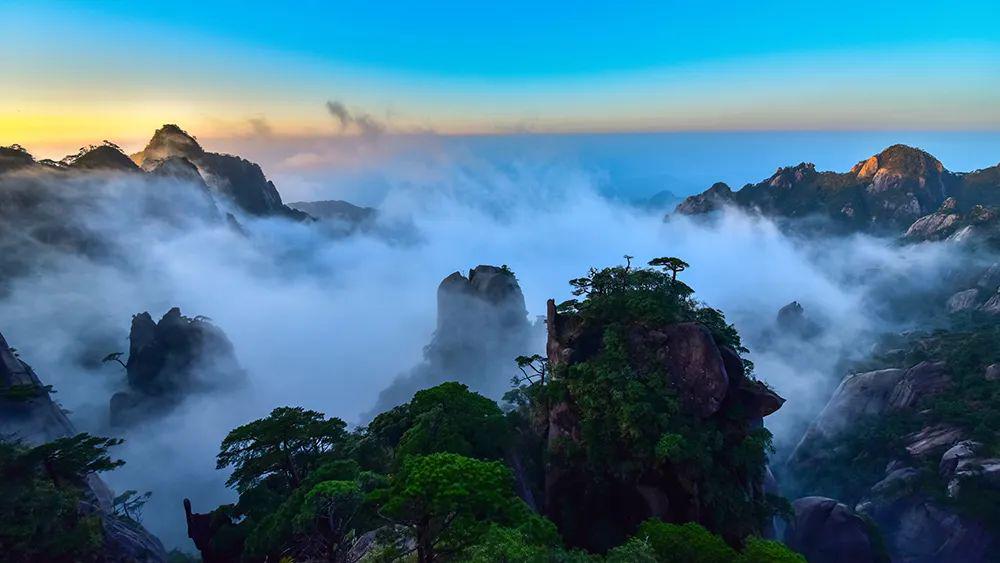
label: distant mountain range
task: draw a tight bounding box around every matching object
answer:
[675,144,1000,243]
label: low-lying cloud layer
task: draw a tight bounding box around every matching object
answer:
[0,140,969,549]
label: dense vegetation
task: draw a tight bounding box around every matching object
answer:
[0,433,127,562]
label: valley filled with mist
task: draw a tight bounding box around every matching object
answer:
[1,126,998,562]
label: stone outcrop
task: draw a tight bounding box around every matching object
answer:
[0,329,166,562]
[784,497,878,563]
[110,307,244,426]
[542,298,784,551]
[367,265,536,415]
[132,124,307,220]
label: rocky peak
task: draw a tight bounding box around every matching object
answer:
[132,124,305,219]
[62,142,140,172]
[768,162,817,189]
[870,144,946,177]
[367,265,535,415]
[133,124,205,166]
[111,307,244,426]
[674,181,734,215]
[437,265,527,332]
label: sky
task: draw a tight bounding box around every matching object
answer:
[1,0,999,154]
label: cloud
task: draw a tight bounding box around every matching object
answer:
[325,99,385,138]
[246,116,273,138]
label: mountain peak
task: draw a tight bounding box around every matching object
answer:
[134,124,204,166]
[852,144,945,180]
[0,144,36,174]
[62,141,140,172]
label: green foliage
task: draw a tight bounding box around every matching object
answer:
[604,537,659,562]
[112,489,152,523]
[290,480,365,560]
[560,256,744,352]
[360,382,510,472]
[0,436,126,562]
[735,537,806,563]
[634,520,736,563]
[375,452,543,561]
[613,520,804,563]
[24,433,125,488]
[217,406,351,493]
[242,459,364,559]
[1,383,54,401]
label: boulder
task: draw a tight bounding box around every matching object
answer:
[785,496,877,563]
[904,425,965,458]
[638,323,730,418]
[788,368,905,464]
[980,291,1000,315]
[888,361,951,411]
[946,289,981,313]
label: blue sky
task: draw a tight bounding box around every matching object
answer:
[2,0,998,151]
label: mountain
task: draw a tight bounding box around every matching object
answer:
[675,145,1000,237]
[287,199,376,232]
[63,142,142,172]
[131,124,308,220]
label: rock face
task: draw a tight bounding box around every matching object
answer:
[542,298,785,551]
[132,124,307,220]
[784,497,878,563]
[110,307,244,426]
[0,329,167,562]
[675,145,1000,235]
[367,265,535,415]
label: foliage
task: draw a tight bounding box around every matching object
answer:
[735,537,806,562]
[0,436,126,562]
[633,520,736,563]
[112,489,152,523]
[217,406,351,493]
[559,257,744,352]
[613,520,803,563]
[374,452,547,562]
[359,382,510,472]
[1,383,55,401]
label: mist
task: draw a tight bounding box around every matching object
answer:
[0,138,972,550]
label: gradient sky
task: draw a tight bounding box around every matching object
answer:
[2,0,998,154]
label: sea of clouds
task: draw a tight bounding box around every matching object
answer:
[0,135,970,549]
